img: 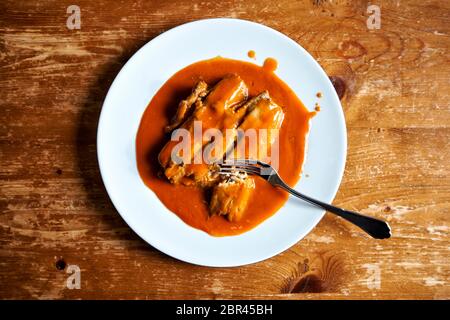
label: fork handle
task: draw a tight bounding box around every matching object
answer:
[275,182,391,239]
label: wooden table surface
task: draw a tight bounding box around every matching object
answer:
[1,0,449,299]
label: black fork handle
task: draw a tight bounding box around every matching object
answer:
[276,182,391,239]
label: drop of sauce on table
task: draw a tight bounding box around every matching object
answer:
[247,50,256,59]
[263,57,278,72]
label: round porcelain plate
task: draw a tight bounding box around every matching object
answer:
[97,18,347,267]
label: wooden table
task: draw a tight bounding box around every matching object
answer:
[1,0,448,299]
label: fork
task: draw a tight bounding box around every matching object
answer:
[219,159,391,239]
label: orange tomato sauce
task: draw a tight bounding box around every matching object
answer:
[263,57,278,72]
[136,57,314,236]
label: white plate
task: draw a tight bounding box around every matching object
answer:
[97,18,347,267]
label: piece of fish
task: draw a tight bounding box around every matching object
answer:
[159,74,249,186]
[209,172,255,222]
[209,91,285,221]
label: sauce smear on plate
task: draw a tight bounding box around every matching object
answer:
[136,57,313,236]
[263,57,278,72]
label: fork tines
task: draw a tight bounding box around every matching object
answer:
[218,160,261,176]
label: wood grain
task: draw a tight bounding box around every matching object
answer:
[0,0,449,299]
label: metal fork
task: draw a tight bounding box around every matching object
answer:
[219,159,391,239]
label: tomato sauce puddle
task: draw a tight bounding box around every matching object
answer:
[136,57,314,236]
